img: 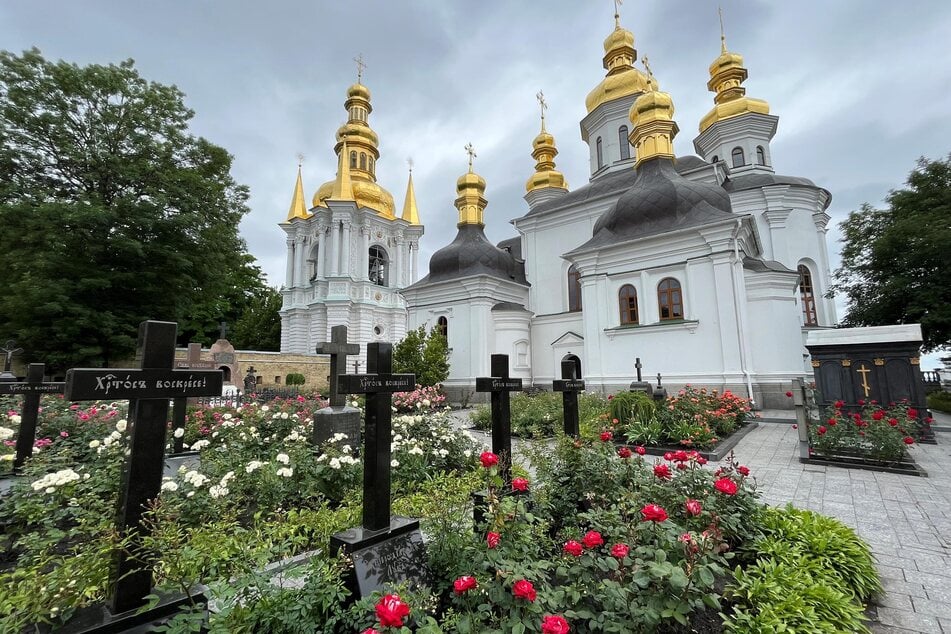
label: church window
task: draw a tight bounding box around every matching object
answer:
[798,265,818,326]
[596,137,603,169]
[437,316,448,339]
[756,146,766,165]
[567,264,582,312]
[731,147,745,168]
[618,284,638,324]
[657,278,683,320]
[369,246,388,286]
[368,156,374,174]
[360,152,367,170]
[350,151,357,168]
[618,126,631,160]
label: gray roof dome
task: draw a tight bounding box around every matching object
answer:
[424,225,528,284]
[581,158,734,249]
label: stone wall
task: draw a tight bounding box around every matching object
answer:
[173,348,330,393]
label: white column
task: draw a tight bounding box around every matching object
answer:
[394,237,404,288]
[284,238,295,288]
[342,221,352,278]
[329,220,340,276]
[316,225,326,279]
[411,241,419,283]
[361,227,371,280]
[294,235,306,288]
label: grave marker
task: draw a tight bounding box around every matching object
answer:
[553,359,584,438]
[330,342,426,598]
[313,325,362,448]
[0,339,22,382]
[653,372,668,401]
[629,357,653,395]
[65,320,222,618]
[2,363,65,471]
[475,354,522,482]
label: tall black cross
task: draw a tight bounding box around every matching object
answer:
[337,343,414,531]
[553,359,585,438]
[316,325,360,407]
[65,320,223,614]
[475,354,522,482]
[634,357,643,382]
[1,339,22,377]
[656,372,663,388]
[0,363,64,471]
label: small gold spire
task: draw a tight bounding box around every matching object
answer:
[329,139,355,201]
[401,158,420,225]
[286,162,310,221]
[456,145,487,227]
[628,68,679,167]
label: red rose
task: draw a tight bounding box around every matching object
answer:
[904,436,915,445]
[663,452,674,461]
[512,477,529,492]
[653,464,672,480]
[792,424,798,429]
[714,477,738,495]
[361,629,380,634]
[908,408,919,418]
[640,504,668,522]
[834,400,845,408]
[785,391,793,397]
[375,593,411,628]
[737,465,750,477]
[817,425,827,435]
[635,446,646,455]
[872,410,885,421]
[600,431,613,442]
[617,446,632,459]
[513,579,537,602]
[486,532,500,549]
[858,399,865,406]
[480,452,499,468]
[672,450,688,462]
[697,456,708,465]
[684,499,702,516]
[582,530,605,548]
[541,614,571,634]
[888,418,898,426]
[453,575,478,595]
[563,540,584,556]
[610,543,630,558]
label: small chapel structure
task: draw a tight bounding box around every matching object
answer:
[280,12,836,408]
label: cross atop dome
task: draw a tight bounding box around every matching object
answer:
[353,53,366,83]
[465,142,477,172]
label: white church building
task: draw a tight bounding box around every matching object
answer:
[280,16,835,408]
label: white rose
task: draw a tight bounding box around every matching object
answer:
[0,454,13,462]
[276,453,290,464]
[222,413,233,420]
[330,457,341,470]
[261,405,269,412]
[160,481,179,492]
[276,467,294,477]
[45,487,56,494]
[88,440,101,449]
[9,415,21,425]
[0,426,13,440]
[422,399,431,408]
[391,459,400,468]
[173,428,184,439]
[115,420,127,433]
[281,412,289,420]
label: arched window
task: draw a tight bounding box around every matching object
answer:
[657,278,683,320]
[756,146,766,166]
[368,157,374,174]
[618,284,638,324]
[369,246,388,286]
[350,151,357,168]
[567,264,582,312]
[437,316,448,338]
[596,137,603,169]
[731,147,745,168]
[360,152,367,170]
[618,126,630,160]
[798,265,818,326]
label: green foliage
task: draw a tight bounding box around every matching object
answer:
[609,391,656,427]
[831,154,951,352]
[284,373,305,386]
[810,401,919,463]
[230,285,283,351]
[472,392,610,439]
[394,326,450,387]
[928,390,951,413]
[0,49,267,369]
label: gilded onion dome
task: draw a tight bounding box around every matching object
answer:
[312,81,396,219]
[629,77,679,167]
[698,28,770,132]
[585,14,656,113]
[526,95,568,193]
[455,152,487,227]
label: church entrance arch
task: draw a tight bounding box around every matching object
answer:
[219,365,232,382]
[562,354,582,379]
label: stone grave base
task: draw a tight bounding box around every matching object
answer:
[631,422,759,461]
[330,516,429,600]
[798,441,928,477]
[43,588,207,634]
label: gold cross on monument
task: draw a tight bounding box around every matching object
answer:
[856,363,873,398]
[464,142,476,172]
[536,90,548,131]
[353,53,366,83]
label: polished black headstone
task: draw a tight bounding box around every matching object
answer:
[475,354,520,482]
[553,360,584,438]
[331,517,430,598]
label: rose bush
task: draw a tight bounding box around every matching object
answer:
[809,400,920,463]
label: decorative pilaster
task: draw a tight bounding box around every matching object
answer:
[330,221,340,276]
[342,221,352,278]
[316,224,327,279]
[285,238,295,288]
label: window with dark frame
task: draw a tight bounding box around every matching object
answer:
[567,265,582,312]
[369,246,387,286]
[596,137,603,169]
[731,147,745,168]
[657,278,684,320]
[798,265,818,326]
[618,126,630,160]
[618,284,638,324]
[437,315,448,338]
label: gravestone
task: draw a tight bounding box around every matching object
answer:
[60,320,222,630]
[806,324,934,442]
[629,357,653,395]
[313,326,361,449]
[0,363,65,471]
[329,342,426,599]
[0,339,22,382]
[553,359,584,438]
[475,354,522,483]
[653,372,668,401]
[243,366,257,393]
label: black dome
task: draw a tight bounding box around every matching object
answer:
[583,158,734,249]
[424,224,527,284]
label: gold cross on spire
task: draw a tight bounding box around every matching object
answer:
[464,142,477,172]
[536,90,548,131]
[642,56,653,80]
[614,0,623,27]
[353,53,366,83]
[718,6,727,53]
[407,157,414,174]
[297,153,305,168]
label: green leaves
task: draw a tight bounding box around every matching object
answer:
[393,325,450,387]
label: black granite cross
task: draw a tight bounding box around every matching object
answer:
[336,342,414,531]
[635,357,643,382]
[0,363,65,471]
[553,359,585,438]
[656,373,662,388]
[316,325,360,407]
[65,321,223,615]
[475,354,522,482]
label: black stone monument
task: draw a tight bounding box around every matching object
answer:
[313,326,362,449]
[475,354,522,483]
[59,320,222,631]
[629,357,653,395]
[653,372,668,401]
[0,363,65,472]
[553,359,584,438]
[329,342,427,599]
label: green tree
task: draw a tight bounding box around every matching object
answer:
[393,325,450,387]
[831,155,951,351]
[0,49,265,369]
[229,286,282,351]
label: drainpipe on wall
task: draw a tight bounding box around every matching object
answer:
[730,218,756,407]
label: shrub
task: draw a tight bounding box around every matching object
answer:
[609,390,655,427]
[810,401,919,462]
[928,390,951,413]
[393,325,450,387]
[285,373,305,386]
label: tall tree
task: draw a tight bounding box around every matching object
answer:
[831,155,951,351]
[229,286,282,351]
[0,49,266,370]
[393,325,450,387]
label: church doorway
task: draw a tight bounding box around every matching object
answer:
[562,354,582,379]
[219,365,232,382]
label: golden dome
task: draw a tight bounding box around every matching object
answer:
[313,178,396,219]
[526,130,567,193]
[585,21,656,113]
[631,89,675,125]
[533,130,554,149]
[603,25,635,53]
[346,82,371,101]
[698,43,770,133]
[335,122,379,150]
[457,170,486,193]
[628,80,679,167]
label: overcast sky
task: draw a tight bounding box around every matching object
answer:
[3,1,950,365]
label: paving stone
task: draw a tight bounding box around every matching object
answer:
[911,597,951,620]
[875,607,942,633]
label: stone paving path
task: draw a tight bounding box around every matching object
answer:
[450,408,951,633]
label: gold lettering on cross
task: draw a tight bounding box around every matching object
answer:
[856,364,872,398]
